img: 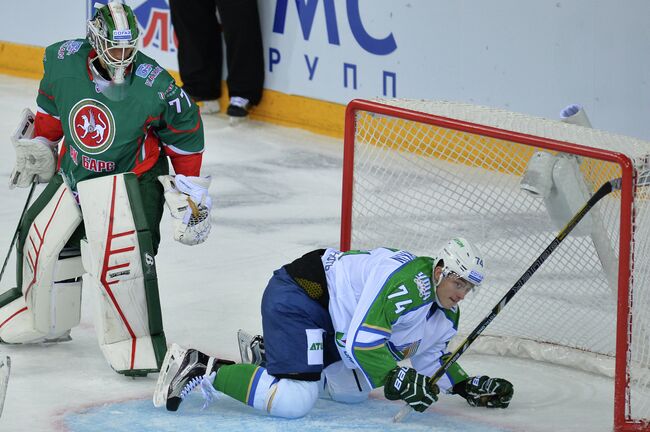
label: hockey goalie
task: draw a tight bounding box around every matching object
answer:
[0,1,212,376]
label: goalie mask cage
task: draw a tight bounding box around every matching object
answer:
[340,99,650,431]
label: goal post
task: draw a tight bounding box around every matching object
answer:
[340,98,649,431]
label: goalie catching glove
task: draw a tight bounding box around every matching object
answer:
[453,375,514,408]
[158,174,213,246]
[9,108,58,188]
[384,366,439,412]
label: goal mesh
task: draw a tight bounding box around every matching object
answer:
[341,99,650,430]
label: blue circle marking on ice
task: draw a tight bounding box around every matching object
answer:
[63,393,510,432]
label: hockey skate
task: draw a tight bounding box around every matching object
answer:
[196,99,220,115]
[227,96,251,126]
[42,329,73,343]
[153,343,234,411]
[0,329,72,345]
[237,329,265,366]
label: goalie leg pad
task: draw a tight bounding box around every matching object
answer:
[78,173,166,375]
[0,179,83,343]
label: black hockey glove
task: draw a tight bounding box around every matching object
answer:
[384,366,439,412]
[453,375,513,408]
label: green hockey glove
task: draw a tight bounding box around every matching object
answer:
[384,366,439,412]
[456,376,514,408]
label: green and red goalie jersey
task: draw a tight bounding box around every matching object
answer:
[34,39,204,190]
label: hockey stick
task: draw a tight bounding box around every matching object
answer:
[0,178,37,285]
[0,356,10,418]
[393,177,621,422]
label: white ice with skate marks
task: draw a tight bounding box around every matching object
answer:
[0,75,615,431]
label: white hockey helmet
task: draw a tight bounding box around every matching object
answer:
[433,238,485,289]
[87,1,140,84]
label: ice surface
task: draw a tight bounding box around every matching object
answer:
[0,75,614,432]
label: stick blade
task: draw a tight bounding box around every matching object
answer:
[393,404,412,423]
[0,356,11,418]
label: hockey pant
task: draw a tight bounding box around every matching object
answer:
[0,173,166,375]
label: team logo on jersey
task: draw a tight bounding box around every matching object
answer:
[414,272,431,301]
[145,66,163,87]
[391,251,416,264]
[57,40,82,59]
[69,99,116,155]
[136,63,153,78]
[388,340,421,360]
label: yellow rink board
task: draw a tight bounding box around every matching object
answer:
[0,41,622,189]
[0,41,346,139]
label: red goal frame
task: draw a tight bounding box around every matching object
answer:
[339,98,642,431]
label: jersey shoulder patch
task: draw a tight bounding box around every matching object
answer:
[47,39,87,61]
[43,40,91,77]
[132,53,174,92]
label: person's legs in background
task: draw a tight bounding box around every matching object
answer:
[217,0,265,118]
[170,0,222,114]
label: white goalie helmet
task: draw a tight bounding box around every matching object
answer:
[434,238,486,289]
[87,1,140,84]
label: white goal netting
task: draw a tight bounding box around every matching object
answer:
[343,99,650,428]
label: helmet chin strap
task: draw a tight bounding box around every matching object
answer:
[89,55,127,85]
[112,66,126,84]
[88,57,130,102]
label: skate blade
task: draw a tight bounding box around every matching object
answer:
[153,343,187,408]
[237,329,253,364]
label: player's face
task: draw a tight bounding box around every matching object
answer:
[434,267,474,309]
[106,47,134,63]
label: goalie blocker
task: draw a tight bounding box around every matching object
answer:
[0,173,166,376]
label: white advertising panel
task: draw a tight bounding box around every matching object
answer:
[0,1,649,139]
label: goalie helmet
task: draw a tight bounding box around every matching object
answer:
[87,1,140,84]
[433,238,485,289]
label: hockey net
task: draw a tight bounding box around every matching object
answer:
[340,99,650,431]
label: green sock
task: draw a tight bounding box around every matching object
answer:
[214,363,261,404]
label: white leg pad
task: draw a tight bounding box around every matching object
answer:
[78,174,163,373]
[0,296,43,343]
[82,272,158,371]
[319,361,371,404]
[267,379,319,419]
[0,183,83,343]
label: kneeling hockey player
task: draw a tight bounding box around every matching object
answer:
[154,238,514,417]
[0,1,212,376]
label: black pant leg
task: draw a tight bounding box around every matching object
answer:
[216,0,265,105]
[169,0,223,100]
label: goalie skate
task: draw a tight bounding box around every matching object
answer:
[0,356,10,418]
[237,329,265,366]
